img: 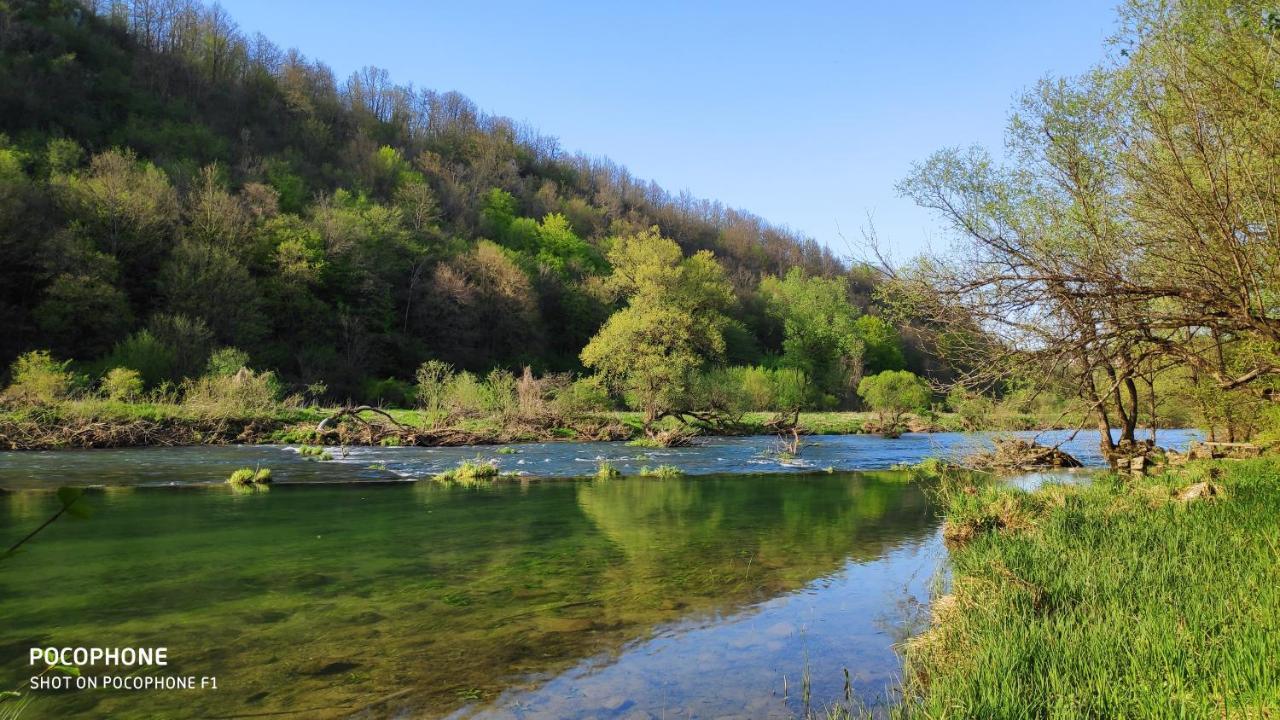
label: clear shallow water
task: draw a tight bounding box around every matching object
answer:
[0,429,1201,719]
[2,473,936,719]
[0,428,1202,489]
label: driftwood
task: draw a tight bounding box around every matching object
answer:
[316,405,406,432]
[966,438,1082,472]
[764,409,803,454]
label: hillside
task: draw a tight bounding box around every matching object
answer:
[0,0,891,401]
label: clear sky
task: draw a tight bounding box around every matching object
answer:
[217,0,1119,261]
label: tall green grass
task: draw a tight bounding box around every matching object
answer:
[902,460,1280,718]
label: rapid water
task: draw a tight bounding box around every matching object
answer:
[0,428,1202,489]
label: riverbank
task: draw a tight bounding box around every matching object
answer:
[902,458,1280,717]
[0,401,1090,451]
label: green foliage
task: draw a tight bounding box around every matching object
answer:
[297,445,333,461]
[856,370,931,426]
[581,227,733,426]
[227,467,272,485]
[206,348,252,378]
[183,359,282,416]
[853,314,904,374]
[415,359,454,423]
[3,351,74,406]
[433,458,501,485]
[104,330,175,388]
[760,268,870,405]
[33,274,134,358]
[100,367,144,402]
[361,377,415,407]
[0,0,880,413]
[595,462,622,480]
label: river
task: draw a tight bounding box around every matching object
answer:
[0,429,1199,718]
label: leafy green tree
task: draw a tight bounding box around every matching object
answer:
[60,150,179,297]
[158,241,266,346]
[760,268,864,406]
[33,274,134,359]
[581,227,733,429]
[857,370,932,428]
[854,315,905,374]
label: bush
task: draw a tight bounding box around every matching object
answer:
[101,367,144,402]
[415,359,454,422]
[445,371,486,417]
[3,350,75,406]
[183,366,281,415]
[361,376,414,407]
[947,387,996,431]
[857,370,932,427]
[555,375,612,414]
[147,313,214,380]
[206,347,251,378]
[104,330,175,388]
[481,369,518,417]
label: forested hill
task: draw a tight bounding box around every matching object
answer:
[0,0,874,399]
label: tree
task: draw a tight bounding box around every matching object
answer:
[581,227,733,430]
[760,268,865,406]
[857,371,931,428]
[33,274,134,359]
[60,149,179,299]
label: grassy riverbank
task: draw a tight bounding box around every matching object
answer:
[902,459,1280,718]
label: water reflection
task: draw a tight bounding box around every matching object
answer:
[1,472,938,719]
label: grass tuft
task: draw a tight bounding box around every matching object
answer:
[638,464,683,479]
[226,467,272,485]
[433,458,501,486]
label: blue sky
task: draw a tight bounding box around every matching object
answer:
[218,0,1118,260]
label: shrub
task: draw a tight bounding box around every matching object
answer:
[362,376,414,407]
[555,375,612,414]
[3,350,75,406]
[101,367,144,402]
[183,365,281,415]
[638,464,683,479]
[595,461,621,480]
[297,445,332,460]
[857,370,932,427]
[104,330,175,388]
[946,387,996,431]
[445,371,486,417]
[206,347,251,378]
[481,369,518,417]
[415,359,455,422]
